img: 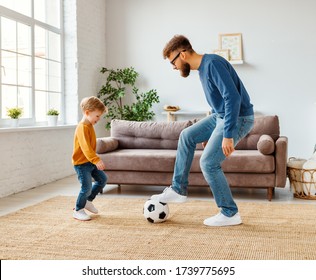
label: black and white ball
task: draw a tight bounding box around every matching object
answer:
[143,199,169,223]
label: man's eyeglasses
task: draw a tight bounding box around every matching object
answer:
[170,50,186,66]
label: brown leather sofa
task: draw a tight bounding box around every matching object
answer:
[97,116,288,200]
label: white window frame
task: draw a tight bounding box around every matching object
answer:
[0,1,64,127]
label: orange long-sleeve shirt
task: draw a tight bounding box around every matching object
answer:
[72,121,100,166]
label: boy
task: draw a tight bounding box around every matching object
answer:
[72,96,107,221]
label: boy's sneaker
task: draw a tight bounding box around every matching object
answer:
[203,212,242,227]
[73,209,91,221]
[151,186,187,203]
[85,200,98,214]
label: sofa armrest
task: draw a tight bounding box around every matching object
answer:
[96,137,119,154]
[275,136,288,187]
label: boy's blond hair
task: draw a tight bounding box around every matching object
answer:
[80,96,107,113]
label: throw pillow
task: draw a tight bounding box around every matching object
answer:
[257,134,275,155]
[96,137,119,153]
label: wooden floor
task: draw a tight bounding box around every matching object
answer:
[0,175,315,217]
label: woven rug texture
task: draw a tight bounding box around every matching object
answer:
[0,196,316,260]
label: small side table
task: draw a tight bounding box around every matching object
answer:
[162,110,210,122]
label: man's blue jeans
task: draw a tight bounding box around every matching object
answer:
[74,162,107,211]
[171,114,254,217]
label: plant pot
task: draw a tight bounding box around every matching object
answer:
[11,119,19,127]
[47,115,58,126]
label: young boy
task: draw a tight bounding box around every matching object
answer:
[72,96,107,221]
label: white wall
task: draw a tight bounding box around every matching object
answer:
[0,0,107,198]
[0,127,75,197]
[105,0,316,159]
[76,0,107,137]
[65,0,107,137]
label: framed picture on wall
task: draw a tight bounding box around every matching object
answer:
[219,33,243,61]
[213,49,230,60]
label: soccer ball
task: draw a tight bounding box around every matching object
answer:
[143,199,169,223]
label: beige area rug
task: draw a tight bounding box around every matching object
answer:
[1,196,316,260]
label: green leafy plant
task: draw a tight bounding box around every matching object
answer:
[6,107,23,119]
[97,67,159,130]
[47,109,59,116]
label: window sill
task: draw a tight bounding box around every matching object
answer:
[0,124,77,133]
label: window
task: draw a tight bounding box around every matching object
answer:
[0,0,63,126]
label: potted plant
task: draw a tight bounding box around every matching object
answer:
[6,107,23,127]
[47,109,59,126]
[97,67,159,130]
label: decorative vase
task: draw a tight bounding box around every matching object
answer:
[11,119,19,127]
[47,115,58,126]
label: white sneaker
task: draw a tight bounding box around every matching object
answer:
[85,200,98,214]
[203,212,242,227]
[73,209,91,221]
[151,186,187,203]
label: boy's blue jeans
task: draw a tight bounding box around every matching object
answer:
[171,114,254,217]
[74,162,107,211]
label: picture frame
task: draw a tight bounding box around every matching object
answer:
[219,33,243,61]
[213,49,230,61]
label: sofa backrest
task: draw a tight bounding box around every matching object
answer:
[235,115,280,150]
[111,119,192,149]
[110,115,280,150]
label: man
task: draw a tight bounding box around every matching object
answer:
[151,35,254,227]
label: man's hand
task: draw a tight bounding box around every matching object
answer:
[96,160,106,171]
[222,138,235,157]
[202,141,208,149]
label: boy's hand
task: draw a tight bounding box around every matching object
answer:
[96,160,106,171]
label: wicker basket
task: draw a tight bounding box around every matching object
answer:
[287,164,316,200]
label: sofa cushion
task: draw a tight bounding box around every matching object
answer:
[235,115,280,150]
[191,150,275,173]
[110,119,192,149]
[96,137,119,153]
[99,149,275,174]
[99,149,177,172]
[257,134,275,155]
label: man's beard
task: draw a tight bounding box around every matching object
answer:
[180,62,191,77]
